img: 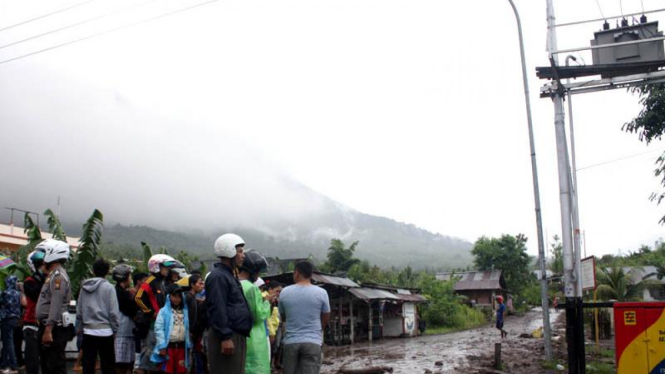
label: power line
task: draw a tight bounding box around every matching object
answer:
[577,149,662,171]
[554,7,665,28]
[0,0,218,66]
[0,0,96,33]
[0,0,160,51]
[594,0,606,20]
[619,0,624,17]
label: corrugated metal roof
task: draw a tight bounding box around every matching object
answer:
[436,270,505,291]
[394,293,428,302]
[349,287,400,301]
[311,273,359,288]
[436,270,502,282]
[454,280,503,291]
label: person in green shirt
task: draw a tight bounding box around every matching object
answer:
[237,251,275,374]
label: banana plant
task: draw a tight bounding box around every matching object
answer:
[8,214,44,281]
[44,209,67,241]
[141,242,153,273]
[68,209,104,297]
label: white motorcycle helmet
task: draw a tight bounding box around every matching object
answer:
[147,254,177,274]
[37,239,70,264]
[27,250,45,273]
[214,233,244,258]
[171,260,188,279]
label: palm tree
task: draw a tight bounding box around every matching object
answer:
[646,262,665,280]
[397,266,419,288]
[596,265,657,301]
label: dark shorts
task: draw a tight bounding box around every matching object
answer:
[282,343,322,374]
[496,321,504,329]
[138,329,160,371]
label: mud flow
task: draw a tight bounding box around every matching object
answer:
[318,308,563,374]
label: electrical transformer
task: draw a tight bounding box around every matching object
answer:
[591,21,665,65]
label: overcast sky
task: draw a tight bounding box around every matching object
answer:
[0,0,664,258]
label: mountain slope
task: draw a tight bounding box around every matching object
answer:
[78,207,473,270]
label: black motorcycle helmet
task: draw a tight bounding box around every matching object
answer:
[239,250,269,275]
[112,264,133,283]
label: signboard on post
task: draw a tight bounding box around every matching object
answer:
[581,256,597,291]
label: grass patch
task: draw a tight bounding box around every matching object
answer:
[424,324,482,335]
[586,361,615,374]
[541,359,615,374]
[541,359,564,370]
[424,303,488,335]
[590,347,615,358]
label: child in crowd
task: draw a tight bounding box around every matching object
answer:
[265,281,283,370]
[151,285,191,374]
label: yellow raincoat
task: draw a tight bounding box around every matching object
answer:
[263,291,280,338]
[241,280,271,374]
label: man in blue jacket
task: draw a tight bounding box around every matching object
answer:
[205,233,252,374]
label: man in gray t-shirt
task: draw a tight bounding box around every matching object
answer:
[278,262,330,374]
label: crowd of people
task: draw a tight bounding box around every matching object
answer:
[1,233,330,374]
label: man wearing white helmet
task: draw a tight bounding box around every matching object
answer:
[205,233,252,374]
[134,254,178,374]
[22,250,46,374]
[34,239,73,374]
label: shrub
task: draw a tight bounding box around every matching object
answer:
[419,274,487,328]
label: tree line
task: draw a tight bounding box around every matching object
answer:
[5,208,554,330]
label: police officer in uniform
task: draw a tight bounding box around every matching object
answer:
[35,239,73,374]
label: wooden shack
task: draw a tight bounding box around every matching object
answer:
[436,270,506,306]
[263,272,426,345]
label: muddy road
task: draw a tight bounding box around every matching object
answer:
[320,308,563,374]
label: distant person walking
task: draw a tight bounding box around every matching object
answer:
[495,295,507,339]
[22,250,46,374]
[0,276,22,373]
[279,261,330,374]
[35,239,74,374]
[205,233,252,374]
[77,259,120,374]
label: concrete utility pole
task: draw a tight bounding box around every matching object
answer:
[565,56,584,301]
[546,1,585,373]
[506,0,552,360]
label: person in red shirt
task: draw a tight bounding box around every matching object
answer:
[135,255,178,374]
[22,250,46,374]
